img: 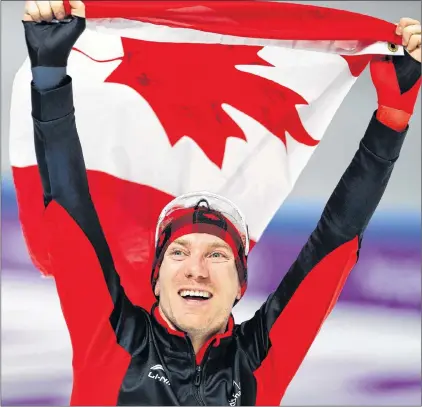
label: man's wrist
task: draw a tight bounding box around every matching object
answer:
[31,75,73,122]
[376,105,411,132]
[32,66,67,91]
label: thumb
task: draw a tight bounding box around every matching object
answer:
[68,0,85,18]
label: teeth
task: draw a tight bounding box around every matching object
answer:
[179,290,211,298]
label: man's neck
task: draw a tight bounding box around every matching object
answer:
[188,324,227,354]
[189,334,210,354]
[157,305,226,354]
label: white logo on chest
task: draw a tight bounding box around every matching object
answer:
[148,364,171,386]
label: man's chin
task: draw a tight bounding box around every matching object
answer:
[174,315,212,335]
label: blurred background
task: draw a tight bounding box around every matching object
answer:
[1,1,421,406]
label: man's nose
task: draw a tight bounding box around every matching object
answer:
[184,256,209,279]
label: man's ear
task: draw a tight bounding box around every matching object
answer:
[154,280,161,297]
[236,285,242,300]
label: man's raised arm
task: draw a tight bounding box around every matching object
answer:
[23,1,147,356]
[236,19,421,404]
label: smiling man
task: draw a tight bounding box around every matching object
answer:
[20,0,421,406]
[156,230,239,349]
[150,193,249,354]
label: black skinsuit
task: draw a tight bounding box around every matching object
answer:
[27,74,406,406]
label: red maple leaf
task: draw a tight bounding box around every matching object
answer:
[105,38,319,168]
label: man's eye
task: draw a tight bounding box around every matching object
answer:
[172,250,184,256]
[210,252,224,258]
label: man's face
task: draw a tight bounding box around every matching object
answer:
[154,233,241,336]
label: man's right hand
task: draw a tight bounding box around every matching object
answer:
[23,0,85,22]
[23,1,86,68]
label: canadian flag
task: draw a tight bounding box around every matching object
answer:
[9,1,402,309]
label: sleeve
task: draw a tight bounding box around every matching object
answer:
[31,75,148,357]
[235,111,408,404]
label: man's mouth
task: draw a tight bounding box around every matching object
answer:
[178,289,213,301]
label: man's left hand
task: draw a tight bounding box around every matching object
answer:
[396,17,421,62]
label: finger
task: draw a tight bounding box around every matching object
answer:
[24,1,41,22]
[35,0,53,21]
[68,0,85,18]
[22,14,34,22]
[402,24,421,46]
[49,0,65,20]
[406,33,421,52]
[396,18,420,34]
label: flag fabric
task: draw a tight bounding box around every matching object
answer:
[10,1,402,311]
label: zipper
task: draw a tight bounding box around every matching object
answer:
[194,365,202,387]
[193,364,205,405]
[185,337,205,405]
[194,343,214,405]
[187,337,215,406]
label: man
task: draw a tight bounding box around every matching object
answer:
[21,0,421,405]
